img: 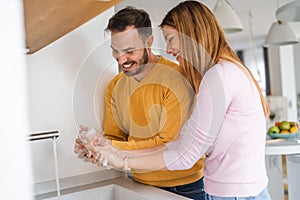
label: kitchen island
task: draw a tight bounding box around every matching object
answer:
[265,135,300,200]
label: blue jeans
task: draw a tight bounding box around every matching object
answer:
[205,187,271,200]
[158,177,205,200]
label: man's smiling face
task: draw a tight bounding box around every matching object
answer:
[111,26,149,77]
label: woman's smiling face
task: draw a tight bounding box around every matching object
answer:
[162,25,181,64]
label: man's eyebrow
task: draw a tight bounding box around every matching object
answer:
[110,45,135,52]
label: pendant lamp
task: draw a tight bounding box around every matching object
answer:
[264,20,299,47]
[276,0,300,22]
[213,0,243,33]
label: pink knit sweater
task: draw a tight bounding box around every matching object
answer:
[163,61,268,197]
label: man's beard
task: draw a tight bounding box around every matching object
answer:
[124,48,149,76]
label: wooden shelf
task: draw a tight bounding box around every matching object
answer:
[23,0,121,54]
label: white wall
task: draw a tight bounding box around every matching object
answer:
[116,0,181,26]
[279,45,298,120]
[0,1,33,199]
[267,45,298,121]
[294,43,300,95]
[26,8,118,183]
[293,43,300,119]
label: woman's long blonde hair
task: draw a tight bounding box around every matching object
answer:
[159,0,269,116]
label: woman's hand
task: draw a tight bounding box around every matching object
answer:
[87,139,125,170]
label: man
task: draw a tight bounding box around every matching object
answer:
[76,6,205,200]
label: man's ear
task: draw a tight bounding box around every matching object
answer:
[146,35,154,47]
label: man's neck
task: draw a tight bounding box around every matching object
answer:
[134,53,159,81]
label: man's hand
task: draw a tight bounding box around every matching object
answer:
[74,137,93,162]
[75,125,112,166]
[74,125,99,163]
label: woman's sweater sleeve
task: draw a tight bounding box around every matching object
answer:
[163,67,227,170]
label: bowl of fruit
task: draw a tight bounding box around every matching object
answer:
[267,121,298,139]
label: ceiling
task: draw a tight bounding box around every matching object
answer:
[117,0,300,50]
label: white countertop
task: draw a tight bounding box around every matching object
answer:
[265,136,300,155]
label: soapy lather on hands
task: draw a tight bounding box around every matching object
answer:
[74,125,114,167]
[74,125,134,170]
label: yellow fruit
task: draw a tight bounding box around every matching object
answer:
[280,130,289,134]
[290,126,298,133]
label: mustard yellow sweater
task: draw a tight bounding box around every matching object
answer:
[103,56,204,187]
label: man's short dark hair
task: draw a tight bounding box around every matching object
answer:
[105,6,152,41]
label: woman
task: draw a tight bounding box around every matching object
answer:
[87,1,271,199]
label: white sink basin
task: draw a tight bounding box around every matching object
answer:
[46,184,151,200]
[38,176,191,200]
